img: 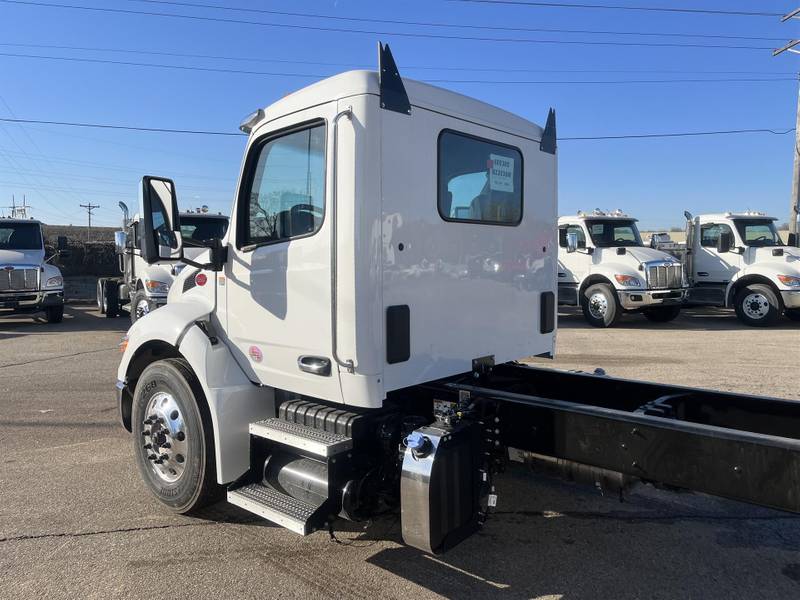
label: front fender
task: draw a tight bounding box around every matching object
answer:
[586,263,638,290]
[117,299,212,381]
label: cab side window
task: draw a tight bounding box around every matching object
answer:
[558,225,586,248]
[700,223,734,248]
[241,123,326,248]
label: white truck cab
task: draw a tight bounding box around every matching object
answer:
[676,211,800,326]
[98,208,229,322]
[0,218,65,323]
[557,210,685,327]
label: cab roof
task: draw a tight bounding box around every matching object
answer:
[697,212,777,221]
[0,218,42,225]
[256,70,544,142]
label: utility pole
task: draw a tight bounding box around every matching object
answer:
[4,195,31,219]
[79,203,100,241]
[774,10,800,236]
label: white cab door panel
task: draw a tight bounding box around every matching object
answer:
[696,222,740,283]
[224,103,344,403]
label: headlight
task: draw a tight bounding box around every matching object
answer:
[777,275,800,287]
[45,276,63,288]
[614,274,642,287]
[144,279,170,294]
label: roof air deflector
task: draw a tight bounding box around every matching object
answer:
[378,42,411,115]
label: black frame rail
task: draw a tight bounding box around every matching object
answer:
[441,363,800,514]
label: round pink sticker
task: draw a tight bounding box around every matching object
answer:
[248,346,263,362]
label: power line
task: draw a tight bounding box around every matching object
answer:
[0,116,793,142]
[0,52,794,85]
[2,42,794,76]
[0,1,774,50]
[448,1,783,18]
[128,0,785,42]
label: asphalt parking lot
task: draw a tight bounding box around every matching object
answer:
[1,305,799,600]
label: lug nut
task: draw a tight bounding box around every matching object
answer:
[161,442,171,449]
[142,430,150,436]
[148,454,157,461]
[143,443,152,450]
[159,454,169,461]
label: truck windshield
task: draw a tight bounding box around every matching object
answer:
[733,219,782,247]
[0,222,43,250]
[586,219,643,247]
[180,216,229,246]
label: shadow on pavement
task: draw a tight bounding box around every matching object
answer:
[559,306,800,332]
[0,305,128,336]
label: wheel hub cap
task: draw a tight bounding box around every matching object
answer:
[588,293,608,319]
[743,293,769,319]
[142,391,187,483]
[136,299,151,319]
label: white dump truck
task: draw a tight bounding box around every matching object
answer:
[0,218,65,323]
[114,45,800,554]
[652,211,800,327]
[557,210,685,327]
[98,204,228,322]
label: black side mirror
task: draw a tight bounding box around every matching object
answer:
[57,235,68,250]
[140,175,182,264]
[789,232,798,248]
[717,231,732,254]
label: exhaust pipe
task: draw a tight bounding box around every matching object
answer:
[118,201,130,226]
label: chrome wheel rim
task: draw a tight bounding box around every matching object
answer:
[588,292,609,319]
[135,298,151,320]
[141,391,188,483]
[742,293,769,320]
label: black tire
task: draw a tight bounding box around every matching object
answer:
[733,283,781,327]
[130,290,156,324]
[45,305,64,323]
[105,279,120,318]
[97,278,106,314]
[642,305,681,323]
[580,283,621,328]
[132,358,222,514]
[785,308,800,322]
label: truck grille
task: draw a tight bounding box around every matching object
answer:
[0,267,39,292]
[647,263,682,290]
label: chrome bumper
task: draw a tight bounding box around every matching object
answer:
[619,288,685,310]
[0,290,64,312]
[781,290,800,309]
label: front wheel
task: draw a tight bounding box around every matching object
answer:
[642,305,681,323]
[733,284,781,327]
[132,358,222,513]
[785,308,800,322]
[580,283,621,328]
[131,291,156,324]
[96,278,106,314]
[45,305,64,323]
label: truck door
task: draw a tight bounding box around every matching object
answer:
[696,222,740,283]
[557,224,588,304]
[224,104,343,403]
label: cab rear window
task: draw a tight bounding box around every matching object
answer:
[438,130,523,225]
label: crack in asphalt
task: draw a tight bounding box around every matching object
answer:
[0,346,118,370]
[0,521,218,544]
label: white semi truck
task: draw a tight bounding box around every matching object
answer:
[114,45,800,554]
[0,218,65,323]
[98,204,228,322]
[557,210,685,327]
[654,211,800,327]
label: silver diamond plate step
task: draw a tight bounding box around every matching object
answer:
[250,418,353,457]
[227,482,318,535]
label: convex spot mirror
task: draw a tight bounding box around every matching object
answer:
[140,175,182,264]
[566,231,579,254]
[114,231,127,255]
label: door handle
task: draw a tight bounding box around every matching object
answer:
[298,356,331,376]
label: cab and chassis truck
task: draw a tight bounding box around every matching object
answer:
[115,46,800,554]
[0,218,65,323]
[557,211,685,327]
[98,204,228,323]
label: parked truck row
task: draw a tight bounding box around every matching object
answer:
[113,45,800,556]
[558,209,800,327]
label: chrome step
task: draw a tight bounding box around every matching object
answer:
[227,482,318,535]
[250,418,353,457]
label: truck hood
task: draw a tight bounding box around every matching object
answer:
[0,249,45,265]
[749,246,800,270]
[598,246,678,266]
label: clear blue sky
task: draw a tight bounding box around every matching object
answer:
[0,0,797,229]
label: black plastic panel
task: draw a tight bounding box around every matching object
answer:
[386,305,411,364]
[540,291,555,333]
